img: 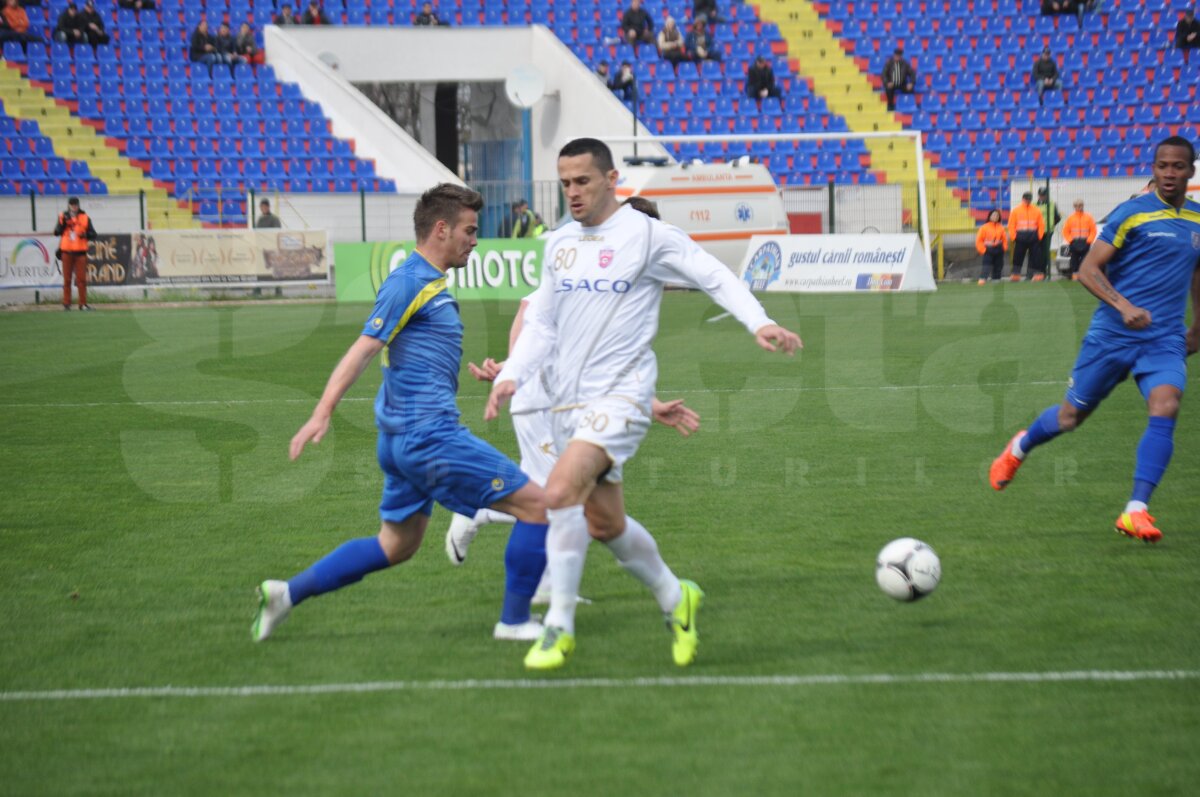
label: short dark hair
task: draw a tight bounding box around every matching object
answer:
[413,183,483,241]
[68,196,80,206]
[1154,135,1196,165]
[558,138,615,173]
[260,199,271,207]
[621,196,660,219]
[1021,191,1033,200]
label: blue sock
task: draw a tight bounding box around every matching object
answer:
[500,521,548,625]
[1131,416,1175,503]
[287,537,390,606]
[1023,404,1064,451]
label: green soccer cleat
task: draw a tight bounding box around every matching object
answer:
[667,579,704,667]
[524,625,575,671]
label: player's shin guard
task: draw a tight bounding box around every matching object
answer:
[544,506,590,633]
[1021,404,1065,455]
[1131,416,1175,503]
[286,537,390,606]
[605,516,682,614]
[500,521,548,624]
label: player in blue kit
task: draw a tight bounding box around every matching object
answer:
[252,183,547,641]
[990,136,1200,542]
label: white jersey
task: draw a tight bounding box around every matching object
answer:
[499,204,773,410]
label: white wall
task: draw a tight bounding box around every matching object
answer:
[267,25,670,185]
[0,195,142,235]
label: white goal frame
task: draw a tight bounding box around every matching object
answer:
[604,130,932,270]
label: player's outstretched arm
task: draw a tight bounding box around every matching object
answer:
[1078,241,1151,330]
[754,323,802,355]
[290,335,384,460]
[651,397,700,437]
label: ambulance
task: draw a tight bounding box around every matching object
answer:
[614,161,789,270]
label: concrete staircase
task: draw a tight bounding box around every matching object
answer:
[0,63,198,229]
[758,0,976,232]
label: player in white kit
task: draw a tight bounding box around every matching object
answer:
[446,289,701,639]
[486,138,802,670]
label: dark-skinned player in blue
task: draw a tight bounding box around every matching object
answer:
[990,136,1200,542]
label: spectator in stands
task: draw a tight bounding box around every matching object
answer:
[235,23,262,65]
[301,0,328,25]
[510,199,545,238]
[274,5,299,25]
[1031,47,1061,105]
[657,16,686,72]
[118,0,156,11]
[1176,10,1200,64]
[0,9,19,49]
[684,17,720,63]
[2,0,39,50]
[78,0,109,48]
[1062,198,1096,280]
[1072,0,1097,29]
[1008,190,1046,281]
[880,48,915,111]
[692,0,726,25]
[256,199,282,228]
[214,21,242,69]
[595,60,612,81]
[53,2,86,49]
[609,60,638,103]
[975,209,1007,284]
[414,1,445,25]
[1039,0,1069,16]
[746,54,781,103]
[620,0,654,47]
[189,19,226,74]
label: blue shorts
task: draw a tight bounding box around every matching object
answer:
[1065,332,1187,410]
[376,422,529,523]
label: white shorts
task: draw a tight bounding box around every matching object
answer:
[551,396,651,484]
[513,409,556,486]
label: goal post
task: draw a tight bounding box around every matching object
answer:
[602,130,933,271]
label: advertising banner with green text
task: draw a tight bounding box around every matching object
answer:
[334,239,543,302]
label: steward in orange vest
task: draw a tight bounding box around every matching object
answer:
[54,196,97,310]
[1007,192,1046,280]
[975,209,1008,283]
[1062,199,1098,279]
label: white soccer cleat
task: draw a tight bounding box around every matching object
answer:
[493,618,544,641]
[251,580,292,642]
[444,513,481,566]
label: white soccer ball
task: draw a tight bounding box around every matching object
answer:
[875,537,941,602]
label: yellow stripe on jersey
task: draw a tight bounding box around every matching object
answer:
[381,277,447,367]
[1112,207,1200,249]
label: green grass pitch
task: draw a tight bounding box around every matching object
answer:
[1,284,1198,796]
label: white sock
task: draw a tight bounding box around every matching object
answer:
[604,515,682,615]
[473,508,516,526]
[1124,500,1148,514]
[1011,432,1027,461]
[544,505,590,633]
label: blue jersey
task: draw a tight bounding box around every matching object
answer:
[361,250,462,433]
[1090,192,1200,342]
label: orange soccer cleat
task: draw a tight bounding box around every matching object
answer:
[1115,510,1163,543]
[989,430,1026,491]
[1031,274,1045,282]
[1010,274,1022,282]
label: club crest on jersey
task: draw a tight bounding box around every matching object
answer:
[598,249,615,268]
[1192,232,1200,250]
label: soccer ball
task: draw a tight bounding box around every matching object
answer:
[875,537,941,602]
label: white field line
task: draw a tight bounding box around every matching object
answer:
[0,380,1066,410]
[1,670,1195,702]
